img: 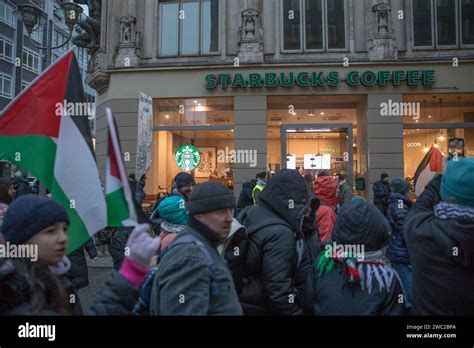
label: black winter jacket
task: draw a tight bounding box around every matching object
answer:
[236,179,256,210]
[66,238,98,290]
[405,175,474,315]
[237,170,315,315]
[386,193,412,265]
[373,180,391,208]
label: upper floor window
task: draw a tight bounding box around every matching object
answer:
[22,47,40,73]
[159,0,219,56]
[413,0,474,48]
[53,29,69,55]
[0,0,15,28]
[282,0,346,51]
[0,35,13,62]
[28,24,43,43]
[0,72,12,99]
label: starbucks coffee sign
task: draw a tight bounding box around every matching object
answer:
[175,144,201,171]
[205,70,435,89]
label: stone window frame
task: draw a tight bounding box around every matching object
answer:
[157,0,221,57]
[280,0,349,53]
[412,0,474,49]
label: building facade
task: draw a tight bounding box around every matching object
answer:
[90,0,474,200]
[0,0,96,178]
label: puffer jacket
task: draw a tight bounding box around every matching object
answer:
[150,217,243,315]
[237,170,315,315]
[314,176,338,208]
[386,193,412,265]
[405,175,474,315]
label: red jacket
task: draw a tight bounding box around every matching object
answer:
[316,205,336,242]
[314,176,338,208]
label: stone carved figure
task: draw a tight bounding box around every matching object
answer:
[366,2,397,60]
[120,17,136,44]
[72,0,102,55]
[238,8,263,63]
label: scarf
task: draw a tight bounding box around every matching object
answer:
[161,221,187,234]
[48,256,71,276]
[434,202,474,223]
[336,180,346,196]
[317,249,396,294]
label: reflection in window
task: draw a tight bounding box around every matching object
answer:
[283,0,346,51]
[159,0,219,56]
[462,0,474,45]
[283,0,301,50]
[436,0,456,46]
[413,0,433,46]
[305,0,323,49]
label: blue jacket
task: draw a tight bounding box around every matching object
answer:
[386,193,412,264]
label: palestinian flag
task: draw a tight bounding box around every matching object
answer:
[105,108,138,227]
[0,50,107,253]
[414,145,443,197]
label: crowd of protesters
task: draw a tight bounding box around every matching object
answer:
[0,156,473,316]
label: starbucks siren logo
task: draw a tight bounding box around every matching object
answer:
[175,144,201,171]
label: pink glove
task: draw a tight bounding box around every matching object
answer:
[119,224,161,288]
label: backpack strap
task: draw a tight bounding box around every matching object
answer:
[166,233,220,295]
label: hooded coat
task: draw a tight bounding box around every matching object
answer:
[314,200,405,315]
[314,176,338,209]
[405,175,474,315]
[237,170,315,315]
[386,192,412,265]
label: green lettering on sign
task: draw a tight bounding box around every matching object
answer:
[231,73,246,88]
[297,72,310,87]
[264,73,278,87]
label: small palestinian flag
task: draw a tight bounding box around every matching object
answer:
[0,50,107,253]
[105,108,138,227]
[414,145,443,197]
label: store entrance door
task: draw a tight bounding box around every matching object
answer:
[281,124,354,185]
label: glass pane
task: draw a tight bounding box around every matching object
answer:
[413,0,433,46]
[153,129,235,192]
[4,77,11,95]
[0,40,4,56]
[154,97,234,126]
[326,0,345,49]
[181,0,199,55]
[305,0,323,49]
[437,0,456,46]
[201,0,219,53]
[5,42,11,58]
[462,0,474,45]
[160,2,179,56]
[283,0,302,50]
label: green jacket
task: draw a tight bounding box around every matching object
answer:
[150,226,243,315]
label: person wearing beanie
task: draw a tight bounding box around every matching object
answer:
[314,200,404,315]
[173,172,196,201]
[157,195,188,251]
[405,158,474,315]
[150,182,242,315]
[373,173,392,215]
[236,169,316,315]
[386,178,413,312]
[0,195,161,315]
